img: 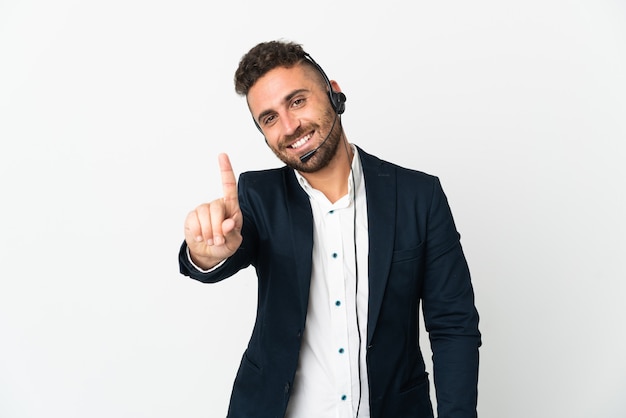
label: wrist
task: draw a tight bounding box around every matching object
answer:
[187,247,225,272]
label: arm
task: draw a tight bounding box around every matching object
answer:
[422,178,481,418]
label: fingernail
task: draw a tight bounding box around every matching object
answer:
[214,236,224,246]
[195,236,203,242]
[206,239,214,246]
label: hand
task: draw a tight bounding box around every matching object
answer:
[184,153,243,270]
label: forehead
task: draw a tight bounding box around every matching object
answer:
[247,64,322,115]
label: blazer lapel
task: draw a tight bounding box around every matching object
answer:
[358,148,397,345]
[284,169,315,314]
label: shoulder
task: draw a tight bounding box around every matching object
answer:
[239,166,290,182]
[357,146,441,190]
[237,166,306,206]
[238,166,294,191]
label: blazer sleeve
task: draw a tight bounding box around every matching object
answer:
[421,177,481,418]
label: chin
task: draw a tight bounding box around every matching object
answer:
[285,146,336,173]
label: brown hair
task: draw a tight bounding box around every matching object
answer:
[234,40,320,96]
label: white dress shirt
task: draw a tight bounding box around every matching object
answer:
[285,146,370,418]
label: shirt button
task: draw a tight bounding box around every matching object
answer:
[335,300,341,306]
[332,252,338,258]
[341,394,347,401]
[329,210,334,214]
[338,348,345,354]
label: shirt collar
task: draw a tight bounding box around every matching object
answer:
[295,144,363,208]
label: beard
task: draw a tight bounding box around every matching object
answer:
[270,108,343,173]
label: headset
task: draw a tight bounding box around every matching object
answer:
[253,53,347,163]
[301,54,361,414]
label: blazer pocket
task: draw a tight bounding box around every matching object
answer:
[396,376,434,416]
[241,351,263,375]
[391,242,424,264]
[399,373,429,395]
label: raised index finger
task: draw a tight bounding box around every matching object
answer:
[218,153,238,206]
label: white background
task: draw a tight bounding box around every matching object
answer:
[1,1,625,417]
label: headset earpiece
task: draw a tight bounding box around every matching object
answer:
[331,91,346,115]
[304,53,347,115]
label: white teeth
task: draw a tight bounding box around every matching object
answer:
[290,134,312,149]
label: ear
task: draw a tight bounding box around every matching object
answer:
[330,80,342,93]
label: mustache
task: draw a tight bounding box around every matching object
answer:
[281,125,319,147]
[283,126,311,143]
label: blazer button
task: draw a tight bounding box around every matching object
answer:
[284,382,291,394]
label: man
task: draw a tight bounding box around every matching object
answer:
[179,40,481,418]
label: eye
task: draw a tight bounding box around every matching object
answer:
[262,114,277,126]
[291,97,306,108]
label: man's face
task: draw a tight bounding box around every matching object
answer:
[247,64,342,173]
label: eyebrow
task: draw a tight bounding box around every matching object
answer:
[256,88,310,124]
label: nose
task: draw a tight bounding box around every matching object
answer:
[280,111,300,136]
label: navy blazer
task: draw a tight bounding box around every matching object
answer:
[179,147,481,418]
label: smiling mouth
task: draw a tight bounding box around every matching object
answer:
[289,133,313,150]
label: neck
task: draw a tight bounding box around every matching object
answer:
[299,138,354,203]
